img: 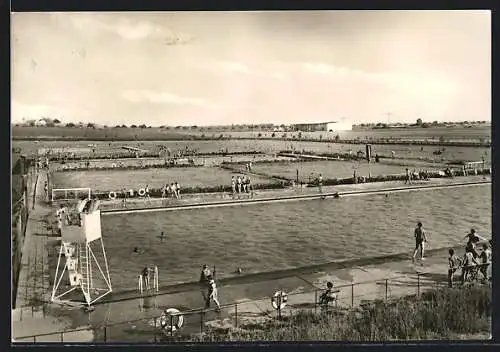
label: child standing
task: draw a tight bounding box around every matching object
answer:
[205,275,221,312]
[448,248,462,288]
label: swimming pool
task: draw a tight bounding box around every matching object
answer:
[99,184,490,291]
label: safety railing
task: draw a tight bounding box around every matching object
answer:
[13,268,492,343]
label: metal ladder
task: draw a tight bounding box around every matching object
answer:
[78,243,91,304]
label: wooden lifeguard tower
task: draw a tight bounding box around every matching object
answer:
[51,199,112,307]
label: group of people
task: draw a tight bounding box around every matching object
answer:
[231,175,253,198]
[404,168,430,184]
[448,229,492,287]
[199,264,221,311]
[414,222,492,287]
[161,182,182,200]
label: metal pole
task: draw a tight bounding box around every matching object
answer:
[351,283,354,307]
[385,279,388,301]
[417,273,420,297]
[314,290,317,314]
[104,326,107,342]
[154,316,157,343]
[200,310,204,335]
[235,303,238,328]
[170,314,173,337]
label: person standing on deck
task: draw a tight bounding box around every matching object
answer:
[205,275,221,312]
[175,182,181,199]
[412,222,427,262]
[318,173,323,194]
[122,188,128,207]
[242,175,247,193]
[161,184,167,199]
[464,229,488,258]
[237,175,242,196]
[405,168,411,184]
[199,264,212,302]
[170,182,177,200]
[145,185,151,201]
[44,181,49,202]
[231,176,236,199]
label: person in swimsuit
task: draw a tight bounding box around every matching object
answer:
[448,248,462,288]
[412,222,427,262]
[464,229,487,258]
[205,275,221,312]
[478,243,492,281]
[199,264,212,302]
[231,176,236,199]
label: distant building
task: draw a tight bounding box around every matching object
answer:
[35,119,47,127]
[292,121,352,132]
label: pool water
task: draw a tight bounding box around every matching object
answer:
[100,184,491,291]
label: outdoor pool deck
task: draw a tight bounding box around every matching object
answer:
[12,169,491,343]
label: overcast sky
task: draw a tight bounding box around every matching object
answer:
[12,11,490,126]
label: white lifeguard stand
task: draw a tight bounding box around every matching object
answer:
[51,199,112,307]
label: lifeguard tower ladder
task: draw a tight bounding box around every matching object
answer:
[51,199,112,307]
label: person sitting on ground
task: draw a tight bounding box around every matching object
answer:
[319,281,339,306]
[205,274,221,312]
[478,243,492,281]
[461,247,479,284]
[448,248,462,288]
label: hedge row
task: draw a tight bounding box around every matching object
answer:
[47,150,263,161]
[55,163,202,172]
[278,150,365,162]
[52,182,286,201]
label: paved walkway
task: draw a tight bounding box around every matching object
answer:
[12,168,93,342]
[12,172,491,342]
[13,245,472,342]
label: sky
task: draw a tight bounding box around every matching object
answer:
[11,11,491,126]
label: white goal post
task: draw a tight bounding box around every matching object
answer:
[51,187,92,202]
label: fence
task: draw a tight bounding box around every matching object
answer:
[14,269,490,343]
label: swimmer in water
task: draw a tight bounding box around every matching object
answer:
[133,247,143,254]
[159,231,166,241]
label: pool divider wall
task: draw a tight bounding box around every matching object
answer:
[46,150,264,162]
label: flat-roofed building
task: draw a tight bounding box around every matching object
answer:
[293,120,352,132]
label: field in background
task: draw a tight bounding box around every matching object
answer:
[13,125,490,143]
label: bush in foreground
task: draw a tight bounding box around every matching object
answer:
[200,286,490,342]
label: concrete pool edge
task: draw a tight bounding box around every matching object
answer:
[100,179,491,215]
